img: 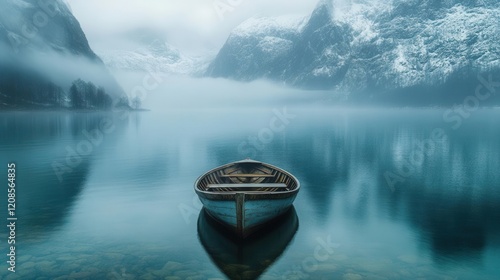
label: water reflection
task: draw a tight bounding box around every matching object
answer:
[198,207,299,280]
[287,110,500,265]
[202,109,500,268]
[1,108,500,279]
[0,112,128,241]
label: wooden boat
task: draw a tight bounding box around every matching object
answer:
[194,159,300,238]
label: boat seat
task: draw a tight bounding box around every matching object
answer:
[220,174,275,178]
[207,183,287,190]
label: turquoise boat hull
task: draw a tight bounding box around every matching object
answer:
[199,195,297,231]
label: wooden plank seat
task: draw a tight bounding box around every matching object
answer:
[207,183,287,190]
[220,174,275,178]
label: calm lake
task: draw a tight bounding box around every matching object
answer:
[1,102,500,279]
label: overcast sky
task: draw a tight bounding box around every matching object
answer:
[66,0,317,54]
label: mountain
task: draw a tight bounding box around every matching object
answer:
[206,15,308,81]
[0,0,128,109]
[98,39,211,76]
[207,0,500,105]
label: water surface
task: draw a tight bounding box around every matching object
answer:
[1,106,500,279]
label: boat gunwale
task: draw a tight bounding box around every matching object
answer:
[194,159,300,199]
[197,191,298,201]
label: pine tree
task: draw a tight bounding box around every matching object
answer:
[69,79,117,110]
[70,79,86,109]
[96,87,112,109]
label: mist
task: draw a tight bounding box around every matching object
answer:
[33,53,120,94]
[110,70,336,111]
[66,0,318,54]
[0,43,123,100]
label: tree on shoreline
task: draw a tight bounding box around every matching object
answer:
[69,79,113,109]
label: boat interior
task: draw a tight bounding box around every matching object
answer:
[196,161,298,193]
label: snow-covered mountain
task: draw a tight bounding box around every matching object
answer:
[206,15,309,82]
[0,0,127,109]
[99,40,212,76]
[208,0,500,104]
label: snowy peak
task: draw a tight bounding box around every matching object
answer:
[306,0,334,29]
[208,0,500,104]
[314,0,334,15]
[99,39,211,76]
[330,0,392,43]
[146,40,181,61]
[232,15,307,38]
[0,0,96,58]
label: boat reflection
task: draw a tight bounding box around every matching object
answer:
[198,207,299,280]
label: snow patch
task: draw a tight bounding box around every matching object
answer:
[233,15,307,37]
[313,66,333,77]
[332,0,394,43]
[323,46,337,58]
[99,41,212,75]
[393,45,408,73]
[257,36,293,56]
[433,5,493,42]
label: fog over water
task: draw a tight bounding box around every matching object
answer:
[111,71,336,111]
[2,102,500,279]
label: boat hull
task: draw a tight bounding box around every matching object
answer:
[199,193,297,236]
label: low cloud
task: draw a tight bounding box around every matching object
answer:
[66,0,317,54]
[0,42,123,98]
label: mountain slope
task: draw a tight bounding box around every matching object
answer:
[0,0,127,109]
[208,0,500,104]
[98,40,211,76]
[207,15,308,81]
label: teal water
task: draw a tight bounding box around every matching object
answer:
[1,106,500,279]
